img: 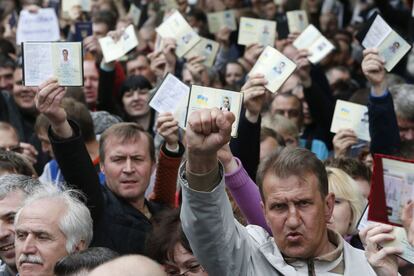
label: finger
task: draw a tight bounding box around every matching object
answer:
[38,78,58,91]
[37,83,61,105]
[159,120,179,133]
[20,142,38,156]
[402,201,414,228]
[216,110,235,140]
[199,109,212,135]
[210,108,219,133]
[188,110,202,134]
[363,48,379,57]
[243,77,268,90]
[369,246,403,265]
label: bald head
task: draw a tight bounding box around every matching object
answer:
[88,255,166,276]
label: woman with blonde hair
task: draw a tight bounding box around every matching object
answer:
[326,167,366,239]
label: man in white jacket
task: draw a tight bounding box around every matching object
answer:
[180,108,400,276]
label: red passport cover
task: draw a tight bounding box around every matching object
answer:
[368,154,414,227]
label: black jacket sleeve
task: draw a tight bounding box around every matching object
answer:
[48,120,104,222]
[96,68,121,115]
[229,109,261,181]
[368,92,401,155]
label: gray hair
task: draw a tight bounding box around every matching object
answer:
[389,84,414,121]
[14,184,93,253]
[0,174,40,200]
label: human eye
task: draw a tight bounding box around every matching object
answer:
[270,202,287,211]
[297,200,311,207]
[111,156,124,163]
[37,233,50,241]
[6,214,15,224]
[187,263,202,272]
[16,231,27,240]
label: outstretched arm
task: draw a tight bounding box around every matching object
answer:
[362,49,401,155]
[36,79,104,221]
[181,108,256,276]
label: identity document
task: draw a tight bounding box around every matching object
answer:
[22,42,83,86]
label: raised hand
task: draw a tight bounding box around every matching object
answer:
[241,74,268,123]
[360,223,401,276]
[243,43,264,67]
[18,142,38,165]
[186,108,235,174]
[362,48,386,95]
[156,112,179,149]
[35,78,72,138]
[332,129,358,158]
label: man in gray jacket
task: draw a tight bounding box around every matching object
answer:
[180,108,400,276]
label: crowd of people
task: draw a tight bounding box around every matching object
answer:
[1,0,414,275]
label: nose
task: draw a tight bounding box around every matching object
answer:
[123,158,134,173]
[20,234,36,254]
[84,77,91,87]
[131,92,140,100]
[285,205,301,229]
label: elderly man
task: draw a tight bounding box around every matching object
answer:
[14,183,93,276]
[180,108,395,275]
[0,175,39,276]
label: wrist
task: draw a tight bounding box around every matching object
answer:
[245,110,259,123]
[51,120,73,139]
[238,57,252,71]
[224,157,238,174]
[372,82,387,96]
[187,151,217,174]
[166,142,179,153]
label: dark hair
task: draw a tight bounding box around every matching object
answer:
[0,150,37,177]
[65,87,87,105]
[186,8,207,24]
[0,53,15,70]
[146,208,192,264]
[256,148,328,202]
[119,75,153,99]
[0,39,16,56]
[92,10,117,32]
[260,127,286,147]
[324,157,372,183]
[99,122,155,163]
[54,247,119,275]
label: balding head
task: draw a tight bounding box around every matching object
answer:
[88,255,166,276]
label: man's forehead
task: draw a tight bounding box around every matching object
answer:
[0,67,14,75]
[263,172,319,197]
[104,135,149,154]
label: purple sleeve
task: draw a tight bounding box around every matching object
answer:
[225,158,271,234]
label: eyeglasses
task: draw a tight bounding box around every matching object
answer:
[166,263,205,276]
[0,144,23,153]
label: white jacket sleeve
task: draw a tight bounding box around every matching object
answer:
[180,163,253,276]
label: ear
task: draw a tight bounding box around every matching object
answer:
[261,200,271,226]
[324,192,335,223]
[73,240,87,253]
